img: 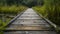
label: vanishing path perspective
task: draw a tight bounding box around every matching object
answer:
[4,8,56,34]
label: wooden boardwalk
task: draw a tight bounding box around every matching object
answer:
[4,8,56,34]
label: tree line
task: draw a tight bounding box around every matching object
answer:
[0,0,44,7]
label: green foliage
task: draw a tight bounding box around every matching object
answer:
[33,6,48,17]
[0,5,27,14]
[0,0,28,33]
[33,0,60,33]
[0,5,27,30]
[0,31,3,34]
[0,18,11,29]
[0,5,27,34]
[33,0,60,26]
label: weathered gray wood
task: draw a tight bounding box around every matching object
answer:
[36,11,57,29]
[4,8,56,34]
[4,10,25,27]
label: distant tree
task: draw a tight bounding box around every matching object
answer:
[0,0,44,7]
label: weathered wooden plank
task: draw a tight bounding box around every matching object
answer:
[4,8,56,34]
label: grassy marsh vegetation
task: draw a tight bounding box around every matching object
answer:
[0,5,27,29]
[0,0,28,33]
[0,5,27,15]
[33,0,60,26]
[0,5,27,34]
[33,0,60,33]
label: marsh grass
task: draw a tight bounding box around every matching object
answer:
[33,0,60,26]
[33,0,60,33]
[0,5,27,33]
[33,6,48,18]
[0,5,27,15]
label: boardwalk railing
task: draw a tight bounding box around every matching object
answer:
[4,11,25,28]
[34,10,57,29]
